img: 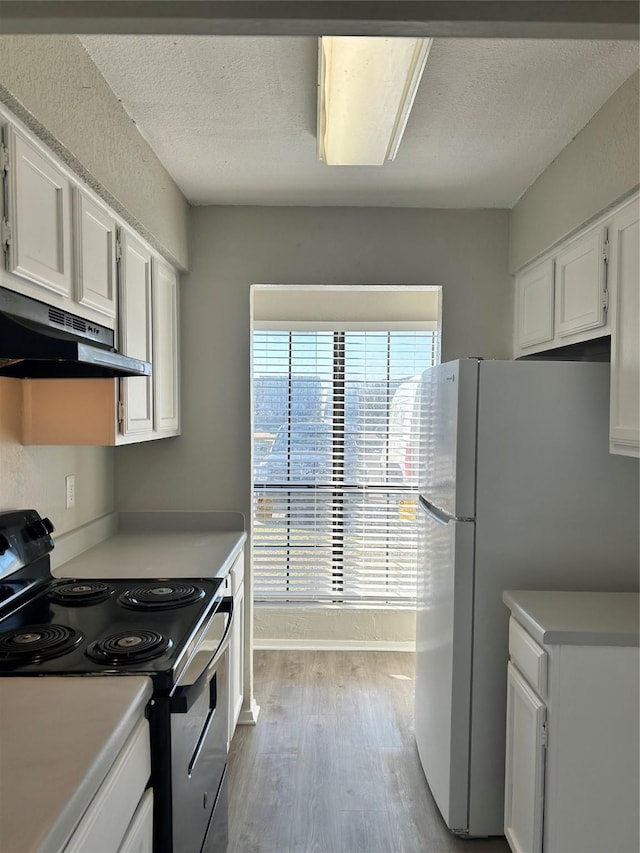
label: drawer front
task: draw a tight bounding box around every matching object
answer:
[509,618,547,697]
[64,718,151,853]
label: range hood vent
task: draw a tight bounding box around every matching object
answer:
[0,288,152,379]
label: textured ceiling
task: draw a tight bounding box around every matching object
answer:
[80,36,639,208]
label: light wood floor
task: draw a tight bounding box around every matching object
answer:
[227,651,510,853]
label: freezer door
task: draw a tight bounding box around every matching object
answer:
[415,498,475,832]
[420,360,478,519]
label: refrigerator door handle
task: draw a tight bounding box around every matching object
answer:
[419,496,451,526]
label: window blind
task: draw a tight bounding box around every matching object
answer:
[252,330,438,605]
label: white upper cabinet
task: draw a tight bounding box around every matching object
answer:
[515,258,554,349]
[153,258,180,436]
[555,227,607,338]
[608,197,640,458]
[5,125,72,298]
[119,228,154,439]
[74,188,117,320]
[0,104,182,447]
[514,213,618,358]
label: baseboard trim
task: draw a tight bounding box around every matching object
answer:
[254,638,415,652]
[237,697,261,726]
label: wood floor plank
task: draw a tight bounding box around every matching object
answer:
[228,651,509,853]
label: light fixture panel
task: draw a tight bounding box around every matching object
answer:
[318,36,432,166]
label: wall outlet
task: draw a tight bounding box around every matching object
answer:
[65,474,75,509]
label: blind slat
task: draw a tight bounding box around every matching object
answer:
[252,329,437,604]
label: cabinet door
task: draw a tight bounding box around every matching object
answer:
[7,126,72,297]
[63,719,150,853]
[515,259,554,349]
[228,581,245,748]
[504,662,546,853]
[153,258,180,436]
[555,227,607,338]
[74,188,117,321]
[609,198,640,457]
[119,229,153,437]
[118,789,153,853]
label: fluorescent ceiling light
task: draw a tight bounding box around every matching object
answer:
[317,36,433,166]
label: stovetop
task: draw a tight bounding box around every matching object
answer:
[0,509,225,691]
[0,575,224,688]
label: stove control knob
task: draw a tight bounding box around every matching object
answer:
[0,534,10,555]
[42,517,55,534]
[24,520,49,541]
[23,524,37,541]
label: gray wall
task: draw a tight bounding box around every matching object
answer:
[114,205,510,642]
[0,35,189,269]
[509,70,639,272]
[115,205,510,512]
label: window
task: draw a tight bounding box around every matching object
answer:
[252,328,438,606]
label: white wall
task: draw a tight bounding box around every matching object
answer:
[0,379,114,534]
[509,70,639,272]
[114,205,511,641]
[0,35,189,269]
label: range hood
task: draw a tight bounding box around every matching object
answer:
[0,287,152,379]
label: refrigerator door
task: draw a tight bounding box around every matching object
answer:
[420,360,478,519]
[415,496,475,833]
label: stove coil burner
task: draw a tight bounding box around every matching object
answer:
[118,582,206,611]
[86,630,173,665]
[49,581,114,606]
[0,624,83,663]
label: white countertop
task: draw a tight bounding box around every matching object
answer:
[0,676,152,853]
[51,511,246,580]
[54,530,246,580]
[503,590,639,647]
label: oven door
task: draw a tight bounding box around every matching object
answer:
[201,765,228,853]
[169,598,233,853]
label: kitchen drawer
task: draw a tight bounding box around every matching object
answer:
[225,551,244,597]
[508,617,548,697]
[64,718,151,853]
[118,789,153,853]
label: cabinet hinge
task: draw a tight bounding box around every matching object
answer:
[601,289,609,312]
[117,400,125,425]
[602,235,610,264]
[0,143,8,175]
[1,219,11,251]
[115,239,123,262]
[541,721,548,747]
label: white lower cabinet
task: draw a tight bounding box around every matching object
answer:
[228,551,245,748]
[504,616,640,853]
[63,718,151,853]
[118,789,154,853]
[504,662,546,853]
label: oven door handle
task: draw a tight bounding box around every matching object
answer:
[170,597,234,714]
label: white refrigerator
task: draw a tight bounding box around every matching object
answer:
[415,359,640,837]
